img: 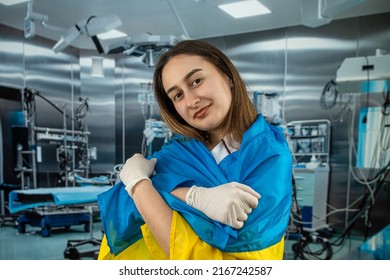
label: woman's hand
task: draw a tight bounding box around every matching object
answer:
[185,182,261,229]
[120,153,157,197]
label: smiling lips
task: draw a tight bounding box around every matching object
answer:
[194,105,211,119]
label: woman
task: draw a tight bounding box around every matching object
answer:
[97,40,292,260]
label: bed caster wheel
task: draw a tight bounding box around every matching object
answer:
[41,226,51,237]
[40,218,51,237]
[64,247,79,260]
[18,223,26,234]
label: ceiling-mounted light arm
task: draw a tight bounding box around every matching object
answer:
[41,21,66,33]
[165,0,190,38]
[143,49,156,68]
[24,0,48,38]
[26,0,48,22]
[24,0,66,37]
[85,16,104,53]
[123,45,137,56]
[52,14,122,53]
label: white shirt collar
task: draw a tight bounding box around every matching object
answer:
[210,138,238,164]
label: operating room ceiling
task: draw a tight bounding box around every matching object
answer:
[0,0,390,51]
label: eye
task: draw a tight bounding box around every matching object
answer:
[191,78,202,87]
[172,91,183,102]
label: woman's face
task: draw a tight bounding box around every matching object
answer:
[162,55,232,137]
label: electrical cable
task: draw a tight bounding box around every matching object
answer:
[361,56,370,124]
[290,206,360,227]
[330,160,390,247]
[380,82,390,156]
[335,96,390,247]
[23,88,36,122]
[347,100,378,205]
[327,93,354,123]
[75,97,90,131]
[382,81,390,116]
[25,88,75,120]
[25,88,90,125]
[292,234,333,260]
[320,83,354,123]
[320,79,338,110]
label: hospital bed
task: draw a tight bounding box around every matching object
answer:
[0,183,20,227]
[8,185,111,237]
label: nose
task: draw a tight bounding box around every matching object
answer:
[185,92,200,108]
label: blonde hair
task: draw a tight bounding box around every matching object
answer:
[153,40,257,147]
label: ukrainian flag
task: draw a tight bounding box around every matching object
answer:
[97,115,292,259]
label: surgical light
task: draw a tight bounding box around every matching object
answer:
[97,29,127,40]
[103,33,185,67]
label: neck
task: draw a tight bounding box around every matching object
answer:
[206,132,225,150]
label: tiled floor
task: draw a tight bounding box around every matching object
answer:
[0,217,104,260]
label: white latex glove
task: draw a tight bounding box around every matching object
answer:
[120,153,157,197]
[185,182,261,229]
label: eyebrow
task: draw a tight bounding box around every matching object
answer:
[166,68,203,95]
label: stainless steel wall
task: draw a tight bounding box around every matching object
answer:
[79,51,116,173]
[114,56,156,164]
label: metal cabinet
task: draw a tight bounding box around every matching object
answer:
[294,167,329,230]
